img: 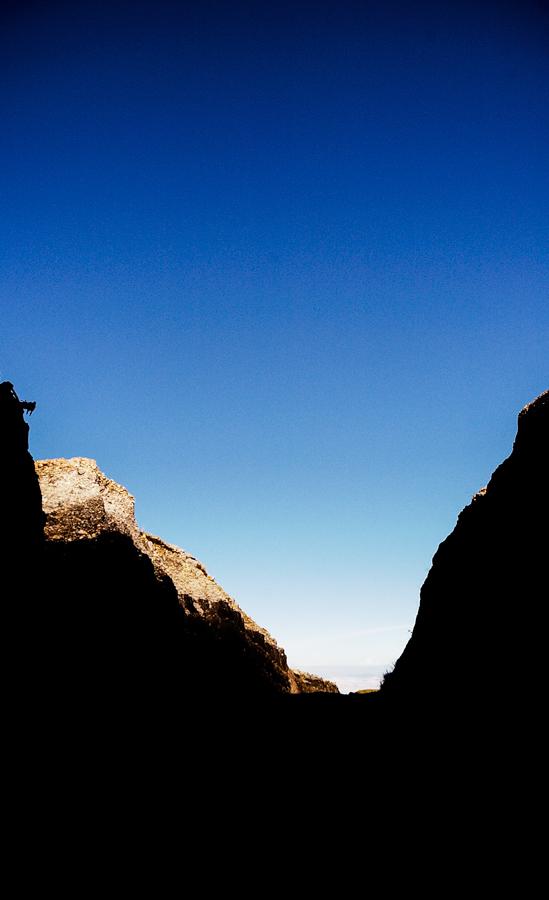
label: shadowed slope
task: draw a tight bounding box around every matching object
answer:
[381,390,548,715]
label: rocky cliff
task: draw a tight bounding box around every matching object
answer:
[35,456,338,698]
[1,383,45,704]
[381,389,548,713]
[6,376,545,724]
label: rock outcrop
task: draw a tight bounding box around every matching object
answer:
[292,670,340,694]
[1,382,44,702]
[36,456,338,697]
[381,389,548,714]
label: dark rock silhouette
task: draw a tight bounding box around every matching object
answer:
[1,382,45,755]
[381,389,548,718]
[263,387,548,758]
[0,381,43,552]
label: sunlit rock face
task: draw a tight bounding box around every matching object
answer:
[381,390,548,713]
[292,670,340,693]
[36,457,338,698]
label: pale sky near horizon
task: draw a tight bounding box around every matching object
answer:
[1,1,547,689]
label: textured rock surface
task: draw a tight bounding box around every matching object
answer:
[36,457,338,696]
[292,670,340,694]
[381,389,548,711]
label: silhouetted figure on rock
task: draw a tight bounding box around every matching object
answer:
[0,381,36,437]
[0,381,43,551]
[0,380,36,415]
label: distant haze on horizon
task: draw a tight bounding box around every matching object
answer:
[1,1,547,691]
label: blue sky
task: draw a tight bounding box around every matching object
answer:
[1,1,547,690]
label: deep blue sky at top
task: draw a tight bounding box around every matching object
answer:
[1,1,547,687]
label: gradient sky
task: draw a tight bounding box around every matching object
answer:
[1,1,547,691]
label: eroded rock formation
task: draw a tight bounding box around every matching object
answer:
[292,670,340,694]
[36,456,338,698]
